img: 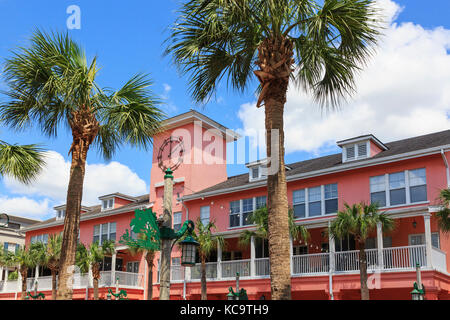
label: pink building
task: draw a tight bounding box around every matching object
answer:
[2,110,450,300]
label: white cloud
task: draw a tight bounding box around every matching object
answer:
[237,0,450,155]
[0,196,50,220]
[4,151,148,207]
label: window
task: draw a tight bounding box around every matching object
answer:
[389,172,406,205]
[30,234,48,244]
[15,244,20,254]
[308,187,322,217]
[252,167,259,179]
[409,233,440,249]
[93,222,116,244]
[409,168,427,203]
[256,196,267,209]
[57,209,66,220]
[127,261,140,273]
[324,183,338,214]
[293,189,306,218]
[293,245,308,255]
[229,201,240,227]
[3,242,8,254]
[102,199,114,211]
[200,206,210,225]
[346,146,355,160]
[370,175,386,207]
[255,238,269,258]
[358,143,367,157]
[371,168,427,207]
[242,198,253,226]
[173,212,182,231]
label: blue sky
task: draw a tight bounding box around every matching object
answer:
[1,0,450,220]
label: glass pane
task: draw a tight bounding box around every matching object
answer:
[252,167,259,179]
[242,198,253,212]
[93,225,100,236]
[325,199,338,214]
[93,235,99,243]
[109,233,116,242]
[432,233,440,249]
[256,196,267,209]
[410,185,427,203]
[230,201,240,214]
[242,212,252,225]
[389,172,405,189]
[293,189,305,204]
[324,184,337,199]
[173,212,182,224]
[409,168,426,186]
[370,175,385,193]
[390,188,406,205]
[309,201,321,216]
[109,223,116,233]
[101,223,108,235]
[230,214,240,227]
[371,191,386,207]
[308,187,321,202]
[200,206,210,222]
[293,204,305,218]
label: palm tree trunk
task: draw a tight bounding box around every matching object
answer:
[51,270,57,300]
[20,268,27,300]
[359,242,370,300]
[201,255,207,300]
[257,36,293,300]
[57,111,98,300]
[93,277,99,300]
[146,251,154,300]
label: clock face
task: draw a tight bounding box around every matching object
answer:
[157,136,185,172]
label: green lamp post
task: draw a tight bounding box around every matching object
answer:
[410,282,425,300]
[226,272,248,300]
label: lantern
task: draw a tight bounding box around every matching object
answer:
[180,234,199,267]
[410,288,421,300]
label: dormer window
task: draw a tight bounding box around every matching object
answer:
[56,209,66,220]
[251,167,259,180]
[102,198,114,211]
[338,135,388,164]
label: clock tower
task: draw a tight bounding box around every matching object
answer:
[149,110,240,217]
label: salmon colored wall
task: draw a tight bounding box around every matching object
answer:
[370,141,384,157]
[114,197,134,208]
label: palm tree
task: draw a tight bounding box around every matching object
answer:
[329,202,394,300]
[10,244,41,299]
[191,218,224,300]
[126,235,157,300]
[1,29,165,299]
[76,240,115,300]
[33,234,62,300]
[239,207,310,246]
[437,189,450,233]
[0,141,45,184]
[165,0,381,299]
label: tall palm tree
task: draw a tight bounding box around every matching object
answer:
[437,189,450,233]
[1,29,165,299]
[126,234,157,300]
[166,0,381,299]
[0,141,45,184]
[239,207,310,246]
[329,202,394,300]
[76,240,115,300]
[190,218,224,300]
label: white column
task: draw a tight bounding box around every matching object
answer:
[328,222,335,273]
[424,213,433,268]
[217,241,222,280]
[376,222,384,270]
[111,252,117,286]
[16,265,22,299]
[5,269,9,282]
[88,265,94,288]
[34,265,39,292]
[289,236,293,275]
[0,267,3,282]
[250,236,256,277]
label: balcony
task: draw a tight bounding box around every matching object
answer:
[0,271,144,294]
[160,245,446,282]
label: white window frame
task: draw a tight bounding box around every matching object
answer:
[408,232,440,249]
[93,222,116,245]
[343,141,369,162]
[101,198,115,211]
[229,196,266,228]
[293,183,338,220]
[370,168,428,208]
[200,206,210,225]
[173,211,182,230]
[126,261,140,273]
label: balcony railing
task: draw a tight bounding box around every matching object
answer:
[0,271,143,294]
[153,244,446,284]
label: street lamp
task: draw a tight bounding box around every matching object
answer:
[226,272,248,300]
[411,282,425,300]
[180,233,199,267]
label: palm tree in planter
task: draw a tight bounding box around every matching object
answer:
[190,218,224,300]
[166,0,381,299]
[76,240,115,300]
[1,29,165,299]
[329,202,394,300]
[437,189,450,233]
[126,234,157,300]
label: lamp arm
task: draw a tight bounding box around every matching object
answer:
[170,220,195,251]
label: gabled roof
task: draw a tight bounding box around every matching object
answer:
[336,134,388,151]
[183,129,450,200]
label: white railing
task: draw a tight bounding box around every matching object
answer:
[255,258,270,276]
[431,247,447,273]
[3,280,18,293]
[73,273,89,289]
[171,265,184,282]
[99,271,112,287]
[293,253,330,275]
[383,245,426,270]
[116,271,144,287]
[334,249,378,273]
[221,259,251,278]
[35,276,53,291]
[191,262,218,280]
